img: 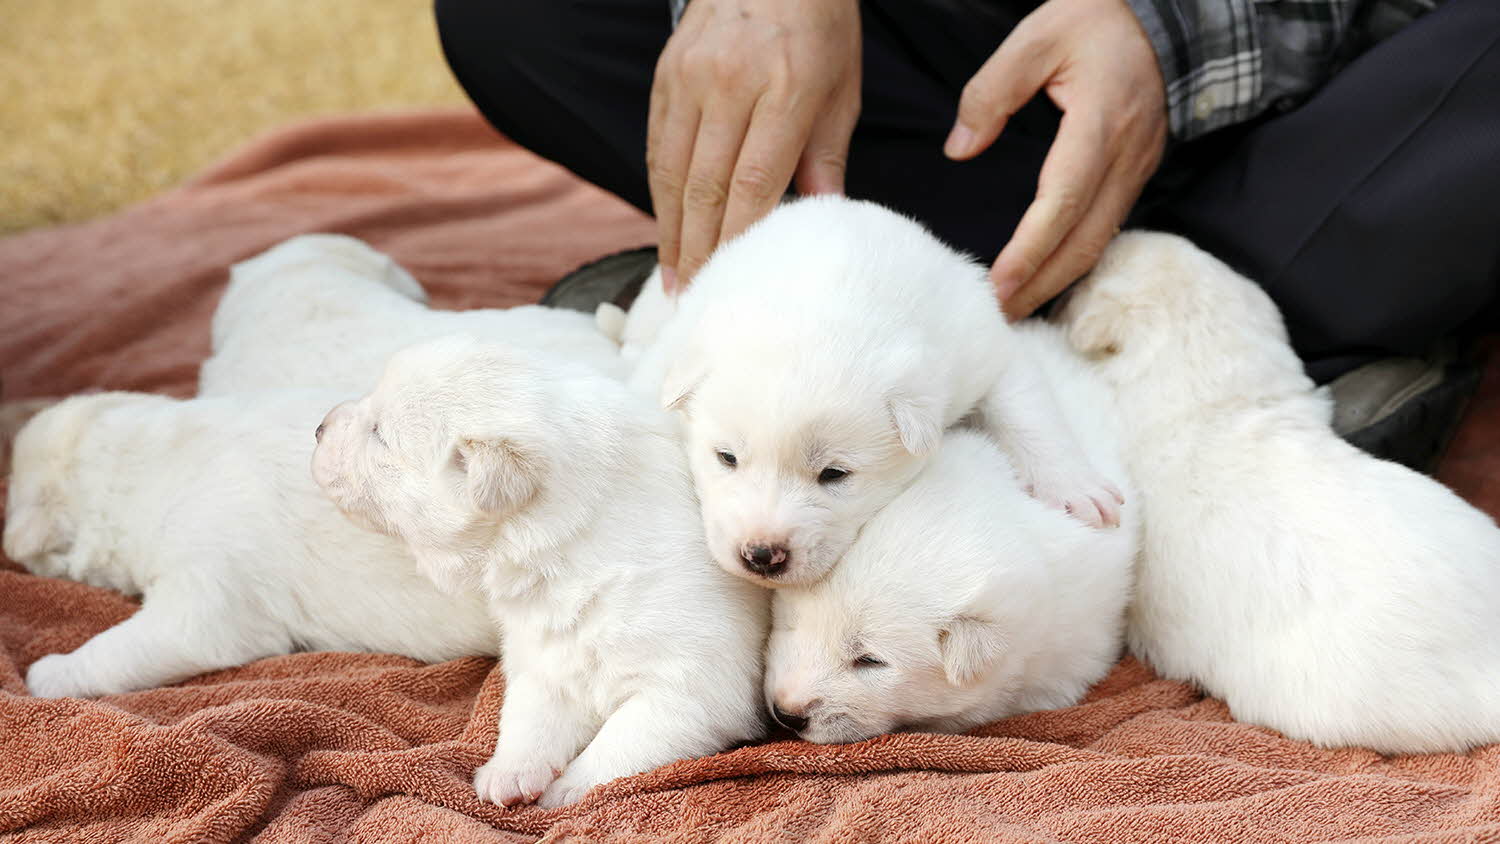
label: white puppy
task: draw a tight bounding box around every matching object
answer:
[628,196,1122,587]
[200,234,624,396]
[312,335,768,808]
[765,323,1136,742]
[3,391,496,699]
[1056,231,1500,754]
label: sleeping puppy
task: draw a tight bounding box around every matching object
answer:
[1055,231,1500,754]
[765,323,1136,742]
[312,335,768,808]
[628,196,1123,587]
[200,234,625,396]
[3,391,496,699]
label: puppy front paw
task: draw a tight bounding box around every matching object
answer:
[1023,470,1125,530]
[536,766,606,809]
[473,754,562,808]
[26,654,93,699]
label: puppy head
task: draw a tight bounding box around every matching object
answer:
[1056,231,1299,395]
[664,335,938,587]
[764,577,1011,744]
[312,335,571,586]
[3,395,128,572]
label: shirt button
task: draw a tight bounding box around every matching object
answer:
[1194,92,1216,120]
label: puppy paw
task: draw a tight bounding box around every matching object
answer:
[1024,471,1125,530]
[26,654,93,699]
[536,769,604,809]
[473,755,561,808]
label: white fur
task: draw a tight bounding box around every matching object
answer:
[3,391,496,699]
[628,196,1123,587]
[765,324,1136,742]
[312,335,768,807]
[200,234,625,396]
[615,266,675,365]
[1056,231,1500,754]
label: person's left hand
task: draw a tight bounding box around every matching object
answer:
[945,0,1168,319]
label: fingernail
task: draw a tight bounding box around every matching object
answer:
[944,125,976,159]
[660,265,677,295]
[990,268,1022,301]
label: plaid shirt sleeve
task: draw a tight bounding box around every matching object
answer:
[1125,0,1396,140]
[670,0,1435,140]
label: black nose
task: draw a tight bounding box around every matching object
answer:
[741,544,789,576]
[772,706,808,733]
[314,423,326,442]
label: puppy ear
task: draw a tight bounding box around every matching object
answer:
[453,438,539,515]
[660,357,707,412]
[1064,290,1128,357]
[938,615,1007,687]
[885,352,947,455]
[2,504,58,561]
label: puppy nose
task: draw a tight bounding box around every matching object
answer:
[316,402,351,443]
[740,543,790,576]
[771,705,809,733]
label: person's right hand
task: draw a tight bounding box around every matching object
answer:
[648,0,862,294]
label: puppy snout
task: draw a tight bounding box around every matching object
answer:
[740,542,790,576]
[317,402,353,443]
[771,704,810,733]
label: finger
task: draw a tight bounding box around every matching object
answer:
[676,102,756,284]
[647,88,699,295]
[946,25,1055,160]
[793,86,859,197]
[1002,153,1138,319]
[989,109,1112,300]
[717,96,812,249]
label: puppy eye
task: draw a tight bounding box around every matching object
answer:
[370,423,385,446]
[716,449,737,469]
[853,654,885,668]
[818,467,849,484]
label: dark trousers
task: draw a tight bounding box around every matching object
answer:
[435,0,1500,382]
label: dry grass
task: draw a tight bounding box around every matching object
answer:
[0,0,467,234]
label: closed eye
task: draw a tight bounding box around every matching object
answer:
[852,654,885,669]
[371,422,385,446]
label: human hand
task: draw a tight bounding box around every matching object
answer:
[945,0,1167,319]
[648,0,861,293]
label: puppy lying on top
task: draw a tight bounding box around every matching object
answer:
[200,233,624,396]
[626,196,1123,589]
[312,335,768,808]
[4,390,496,699]
[765,322,1137,742]
[1056,231,1500,754]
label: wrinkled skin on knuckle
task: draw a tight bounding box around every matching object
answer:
[684,176,730,210]
[731,163,780,205]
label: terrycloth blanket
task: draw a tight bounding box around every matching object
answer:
[2,109,1499,843]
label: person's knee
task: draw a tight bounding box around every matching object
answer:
[435,0,568,84]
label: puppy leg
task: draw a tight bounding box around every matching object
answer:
[537,692,741,808]
[26,574,288,698]
[473,671,597,807]
[982,357,1125,529]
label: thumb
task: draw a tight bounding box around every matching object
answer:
[946,31,1055,160]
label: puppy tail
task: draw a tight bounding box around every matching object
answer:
[595,303,628,344]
